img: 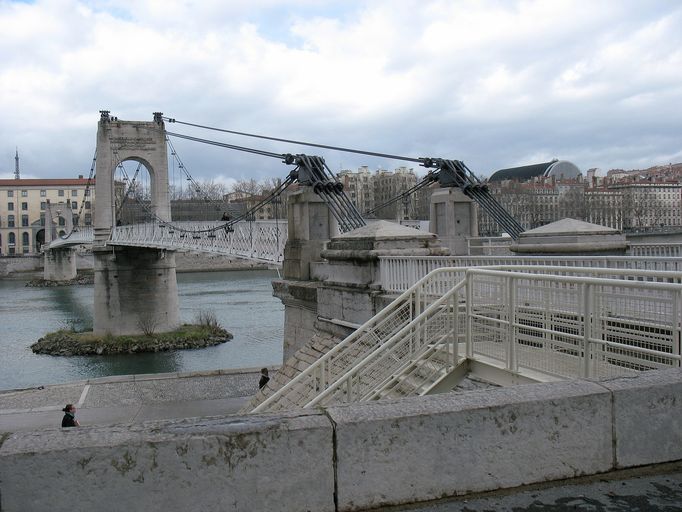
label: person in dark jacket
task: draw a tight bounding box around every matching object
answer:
[258,368,270,389]
[61,404,80,427]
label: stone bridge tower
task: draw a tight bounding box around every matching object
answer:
[92,112,179,335]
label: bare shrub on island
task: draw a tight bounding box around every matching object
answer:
[195,310,221,333]
[138,316,159,337]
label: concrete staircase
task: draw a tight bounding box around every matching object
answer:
[249,268,468,413]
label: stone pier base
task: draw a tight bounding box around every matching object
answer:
[93,246,180,336]
[43,248,78,281]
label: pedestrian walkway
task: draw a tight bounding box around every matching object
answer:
[371,462,682,511]
[0,367,270,432]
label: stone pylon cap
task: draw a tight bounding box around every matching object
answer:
[521,218,620,237]
[334,220,436,240]
[511,217,627,255]
[323,220,449,260]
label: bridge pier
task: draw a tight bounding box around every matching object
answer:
[274,186,450,362]
[43,248,77,281]
[429,188,478,255]
[275,188,338,360]
[93,247,179,336]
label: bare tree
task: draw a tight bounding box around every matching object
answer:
[622,188,665,229]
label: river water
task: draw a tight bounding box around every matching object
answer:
[0,270,284,391]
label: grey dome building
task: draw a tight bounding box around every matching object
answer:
[488,159,581,182]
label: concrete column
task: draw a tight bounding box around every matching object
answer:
[43,248,77,281]
[274,187,339,361]
[93,247,179,336]
[282,188,338,280]
[429,188,479,255]
[44,201,74,245]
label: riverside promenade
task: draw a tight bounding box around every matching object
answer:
[0,367,266,432]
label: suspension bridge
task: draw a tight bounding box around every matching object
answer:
[13,112,682,512]
[39,111,682,415]
[40,111,523,334]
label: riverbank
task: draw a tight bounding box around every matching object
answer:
[0,252,272,278]
[31,324,233,356]
[25,274,94,287]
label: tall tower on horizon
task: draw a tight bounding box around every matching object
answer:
[14,147,20,180]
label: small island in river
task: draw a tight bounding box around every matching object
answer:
[31,323,232,356]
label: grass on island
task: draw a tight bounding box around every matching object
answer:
[32,310,232,355]
[44,323,229,345]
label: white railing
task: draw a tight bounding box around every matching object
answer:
[467,268,682,380]
[380,255,682,293]
[109,220,287,263]
[629,243,682,257]
[466,236,513,256]
[252,267,468,413]
[252,266,682,412]
[46,226,95,249]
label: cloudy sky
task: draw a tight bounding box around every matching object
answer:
[1,0,681,187]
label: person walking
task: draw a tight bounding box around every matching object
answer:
[258,368,270,389]
[61,404,80,427]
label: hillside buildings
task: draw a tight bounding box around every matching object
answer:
[479,162,682,235]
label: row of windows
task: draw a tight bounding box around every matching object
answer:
[0,231,65,255]
[0,213,91,228]
[6,189,89,198]
[5,201,91,211]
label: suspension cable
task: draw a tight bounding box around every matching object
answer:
[163,116,423,164]
[112,143,297,234]
[59,149,97,239]
[116,162,142,219]
[365,172,438,216]
[165,137,240,219]
[164,130,285,160]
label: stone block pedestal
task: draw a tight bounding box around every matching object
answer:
[93,246,179,335]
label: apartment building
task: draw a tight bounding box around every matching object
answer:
[338,166,375,215]
[0,177,94,255]
[338,166,419,220]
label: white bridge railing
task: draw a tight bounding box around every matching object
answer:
[629,243,682,257]
[109,220,288,263]
[380,255,682,293]
[252,266,682,412]
[46,226,94,249]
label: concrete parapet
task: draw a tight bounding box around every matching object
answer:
[327,380,612,511]
[600,368,682,468]
[5,370,682,511]
[0,411,335,512]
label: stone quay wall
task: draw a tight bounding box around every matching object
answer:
[0,252,269,278]
[2,369,682,511]
[0,253,93,276]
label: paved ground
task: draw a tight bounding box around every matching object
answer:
[0,367,266,432]
[372,463,682,512]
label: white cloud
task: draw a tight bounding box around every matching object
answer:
[0,0,681,182]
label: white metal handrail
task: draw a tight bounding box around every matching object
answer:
[466,268,682,380]
[306,281,466,408]
[252,265,682,412]
[109,220,287,263]
[46,226,94,249]
[251,267,469,413]
[629,243,682,257]
[380,255,682,292]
